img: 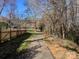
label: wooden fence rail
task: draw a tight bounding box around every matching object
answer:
[0,29,26,43]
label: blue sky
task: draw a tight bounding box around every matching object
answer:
[16,0,25,15]
[1,0,51,19]
[1,0,25,17]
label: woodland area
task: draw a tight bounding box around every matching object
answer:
[0,0,79,59]
[30,0,79,44]
[0,0,79,44]
[42,0,79,44]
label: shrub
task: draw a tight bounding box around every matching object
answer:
[66,30,76,43]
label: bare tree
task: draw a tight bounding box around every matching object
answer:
[42,0,77,39]
[0,0,9,15]
[24,0,77,40]
[8,0,16,19]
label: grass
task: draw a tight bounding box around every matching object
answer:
[17,40,31,53]
[27,30,42,35]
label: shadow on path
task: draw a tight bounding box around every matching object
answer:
[0,32,32,59]
[18,45,41,59]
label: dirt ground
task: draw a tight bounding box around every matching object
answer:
[45,37,79,59]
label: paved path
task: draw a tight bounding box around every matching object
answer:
[0,34,54,59]
[25,35,54,59]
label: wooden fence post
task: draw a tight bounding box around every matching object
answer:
[17,29,18,37]
[9,28,11,40]
[0,28,1,42]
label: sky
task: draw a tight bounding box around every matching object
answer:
[1,0,25,17]
[16,0,25,14]
[0,0,51,19]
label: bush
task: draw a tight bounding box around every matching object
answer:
[0,22,9,29]
[66,30,77,43]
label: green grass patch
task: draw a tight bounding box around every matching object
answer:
[17,41,30,53]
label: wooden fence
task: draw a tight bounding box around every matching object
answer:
[0,29,26,43]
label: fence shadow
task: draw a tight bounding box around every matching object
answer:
[0,32,32,59]
[17,45,41,59]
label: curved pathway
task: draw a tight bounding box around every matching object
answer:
[24,35,54,59]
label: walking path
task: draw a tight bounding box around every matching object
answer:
[25,35,54,59]
[0,34,54,59]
